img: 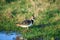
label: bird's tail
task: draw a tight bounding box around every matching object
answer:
[16,23,22,26]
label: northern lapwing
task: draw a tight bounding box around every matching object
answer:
[16,15,35,28]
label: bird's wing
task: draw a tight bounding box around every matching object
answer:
[21,20,32,25]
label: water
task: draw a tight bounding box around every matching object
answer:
[0,31,21,40]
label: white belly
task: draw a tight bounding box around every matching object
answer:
[19,23,32,28]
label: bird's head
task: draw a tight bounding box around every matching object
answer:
[30,15,36,20]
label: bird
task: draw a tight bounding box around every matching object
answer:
[16,15,35,28]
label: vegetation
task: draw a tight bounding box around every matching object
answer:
[0,0,60,40]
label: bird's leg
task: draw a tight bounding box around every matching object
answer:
[26,27,29,29]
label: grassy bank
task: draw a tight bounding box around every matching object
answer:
[0,0,60,40]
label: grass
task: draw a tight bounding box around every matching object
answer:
[0,0,60,40]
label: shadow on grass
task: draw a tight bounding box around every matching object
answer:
[30,20,60,28]
[6,0,17,3]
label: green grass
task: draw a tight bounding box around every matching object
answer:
[0,0,60,40]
